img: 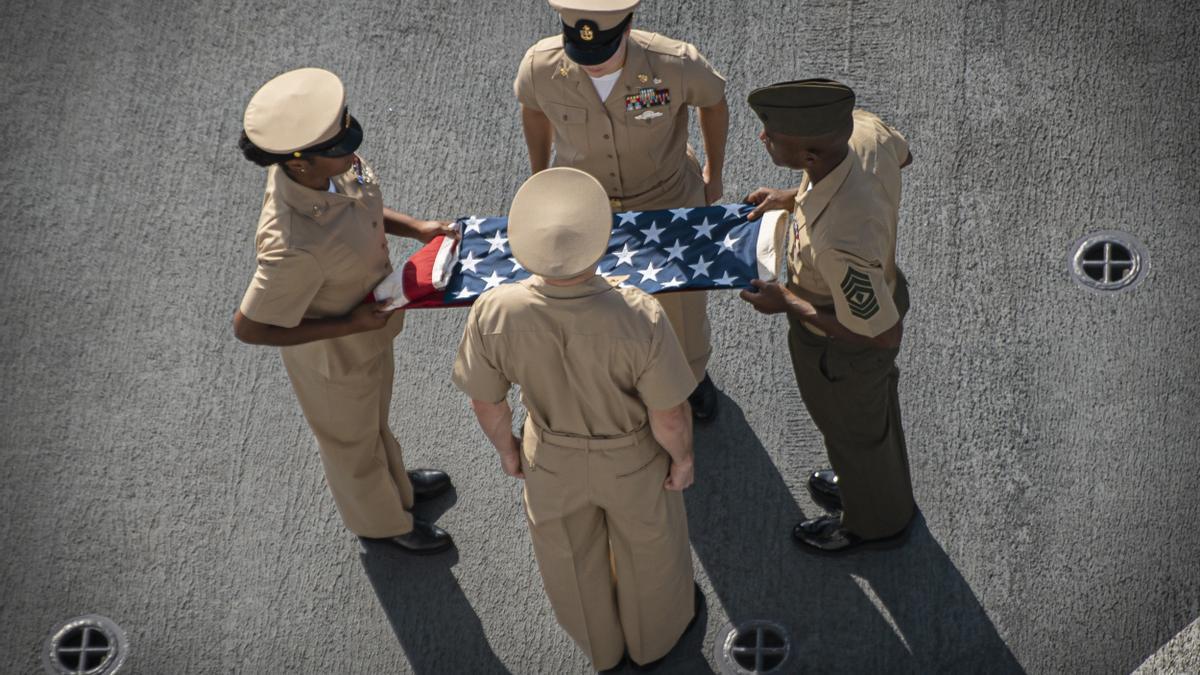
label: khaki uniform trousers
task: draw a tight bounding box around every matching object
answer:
[787,272,915,539]
[614,155,711,384]
[282,347,415,538]
[520,420,695,670]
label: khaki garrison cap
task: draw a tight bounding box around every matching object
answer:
[508,168,612,280]
[243,67,361,157]
[747,79,856,137]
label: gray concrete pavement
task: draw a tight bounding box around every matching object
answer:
[2,0,1198,672]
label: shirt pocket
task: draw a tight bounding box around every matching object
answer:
[627,102,674,165]
[545,102,589,163]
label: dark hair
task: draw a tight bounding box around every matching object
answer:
[238,132,292,167]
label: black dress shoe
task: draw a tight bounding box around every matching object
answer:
[807,469,842,512]
[408,469,451,501]
[688,374,719,422]
[630,583,705,671]
[792,514,909,555]
[360,519,454,555]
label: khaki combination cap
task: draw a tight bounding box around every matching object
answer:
[508,168,612,280]
[550,0,639,65]
[243,67,361,156]
[747,79,856,137]
[549,0,639,30]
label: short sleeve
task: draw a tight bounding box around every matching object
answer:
[514,46,541,110]
[681,43,726,108]
[881,122,910,167]
[239,247,323,328]
[452,303,512,404]
[816,248,900,338]
[635,306,697,410]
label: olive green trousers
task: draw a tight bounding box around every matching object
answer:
[786,273,915,539]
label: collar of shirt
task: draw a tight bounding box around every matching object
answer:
[268,163,367,221]
[565,35,656,111]
[795,147,856,227]
[523,274,618,299]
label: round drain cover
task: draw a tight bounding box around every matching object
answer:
[43,615,128,675]
[714,620,792,674]
[1069,230,1149,293]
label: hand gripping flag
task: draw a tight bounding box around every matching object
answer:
[373,204,790,310]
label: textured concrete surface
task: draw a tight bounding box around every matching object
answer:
[1136,618,1200,674]
[1,0,1198,673]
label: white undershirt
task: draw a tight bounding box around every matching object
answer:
[589,68,623,102]
[327,180,337,193]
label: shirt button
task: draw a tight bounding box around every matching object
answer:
[562,114,569,121]
[372,221,378,228]
[603,134,610,139]
[609,172,616,176]
[607,154,614,159]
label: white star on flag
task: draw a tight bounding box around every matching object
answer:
[485,231,508,253]
[664,239,688,262]
[714,271,739,286]
[638,261,664,283]
[617,211,641,226]
[722,203,745,220]
[719,233,742,254]
[669,208,693,222]
[463,216,486,235]
[455,287,478,299]
[460,250,483,273]
[689,254,714,278]
[693,218,717,240]
[661,277,685,289]
[482,270,509,290]
[642,221,665,243]
[612,243,638,267]
[510,258,524,272]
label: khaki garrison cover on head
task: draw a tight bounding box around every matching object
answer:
[747,78,855,137]
[243,67,349,154]
[508,168,612,279]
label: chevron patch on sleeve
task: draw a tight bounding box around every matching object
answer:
[840,267,880,320]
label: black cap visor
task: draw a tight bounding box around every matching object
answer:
[562,14,632,66]
[299,113,363,158]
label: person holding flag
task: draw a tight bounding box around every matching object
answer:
[231,68,456,556]
[514,0,730,421]
[740,79,917,554]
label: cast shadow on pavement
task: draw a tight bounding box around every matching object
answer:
[684,393,1026,674]
[358,489,511,675]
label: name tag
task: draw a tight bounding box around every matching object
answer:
[625,87,670,112]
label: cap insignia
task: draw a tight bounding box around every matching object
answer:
[580,24,595,41]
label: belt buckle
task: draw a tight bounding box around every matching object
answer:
[609,197,622,210]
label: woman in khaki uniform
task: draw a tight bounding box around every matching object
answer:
[232,68,454,555]
[454,168,702,671]
[515,0,730,421]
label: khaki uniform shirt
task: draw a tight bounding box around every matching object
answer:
[239,159,404,376]
[452,276,695,438]
[515,30,725,204]
[787,110,910,338]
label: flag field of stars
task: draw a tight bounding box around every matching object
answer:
[444,203,769,302]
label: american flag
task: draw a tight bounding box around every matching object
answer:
[374,203,788,309]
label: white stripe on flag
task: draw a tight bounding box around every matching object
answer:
[755,209,790,282]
